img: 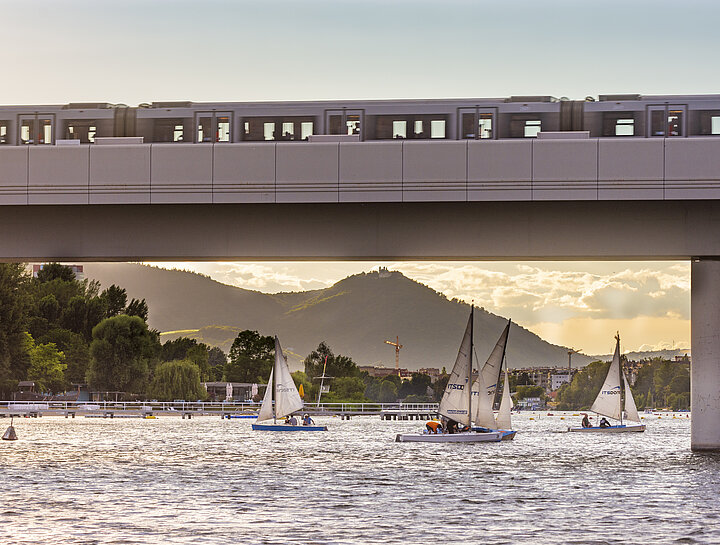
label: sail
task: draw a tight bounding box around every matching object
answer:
[590,336,623,420]
[256,367,274,422]
[471,371,497,429]
[481,320,511,406]
[273,337,304,419]
[495,371,513,430]
[622,369,641,422]
[439,311,473,426]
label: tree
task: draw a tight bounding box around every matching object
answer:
[27,339,67,393]
[398,372,432,400]
[208,347,227,381]
[101,285,127,317]
[147,360,207,401]
[86,315,156,393]
[303,342,360,380]
[379,380,398,403]
[226,330,274,383]
[320,376,366,402]
[556,360,610,410]
[126,298,149,321]
[36,263,76,283]
[0,263,30,383]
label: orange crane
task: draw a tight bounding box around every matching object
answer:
[385,336,403,375]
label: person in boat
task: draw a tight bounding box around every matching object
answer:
[581,414,591,428]
[425,420,443,434]
[599,417,611,428]
[445,418,459,434]
[289,415,298,426]
[302,414,314,426]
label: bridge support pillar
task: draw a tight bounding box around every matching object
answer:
[691,259,720,451]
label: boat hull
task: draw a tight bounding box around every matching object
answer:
[568,424,645,433]
[395,431,502,443]
[252,423,328,431]
[472,427,516,441]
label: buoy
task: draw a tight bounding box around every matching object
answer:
[2,418,17,441]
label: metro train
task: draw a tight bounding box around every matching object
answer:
[1,94,720,146]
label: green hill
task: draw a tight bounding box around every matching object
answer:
[83,263,592,370]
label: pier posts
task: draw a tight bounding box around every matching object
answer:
[691,259,720,451]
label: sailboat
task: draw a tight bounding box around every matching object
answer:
[471,320,516,440]
[396,306,503,443]
[568,333,645,433]
[252,336,327,432]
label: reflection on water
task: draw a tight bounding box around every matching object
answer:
[0,413,717,545]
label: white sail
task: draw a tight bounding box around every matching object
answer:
[256,367,274,422]
[495,370,513,430]
[472,371,497,429]
[439,311,472,426]
[590,335,623,421]
[481,320,511,404]
[273,337,304,419]
[622,369,641,422]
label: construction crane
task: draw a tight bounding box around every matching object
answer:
[385,336,403,375]
[568,348,581,371]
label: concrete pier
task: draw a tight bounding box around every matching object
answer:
[691,259,720,451]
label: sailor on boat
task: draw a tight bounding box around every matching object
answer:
[425,420,443,434]
[581,414,591,428]
[302,414,314,426]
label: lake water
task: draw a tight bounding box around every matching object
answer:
[1,412,717,545]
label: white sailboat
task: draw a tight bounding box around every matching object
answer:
[396,306,502,443]
[471,320,516,440]
[252,336,327,431]
[568,333,645,433]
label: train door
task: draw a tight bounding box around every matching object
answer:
[458,107,496,139]
[647,104,687,137]
[325,109,364,139]
[18,113,55,145]
[195,111,232,143]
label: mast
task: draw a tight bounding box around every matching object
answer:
[617,332,623,426]
[469,304,474,425]
[492,319,512,409]
[273,335,278,423]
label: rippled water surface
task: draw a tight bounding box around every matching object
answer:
[1,413,718,544]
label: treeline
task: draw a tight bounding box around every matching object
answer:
[555,358,690,411]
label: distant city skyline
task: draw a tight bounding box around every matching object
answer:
[147,261,690,355]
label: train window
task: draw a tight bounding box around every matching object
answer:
[414,120,423,137]
[524,120,542,138]
[650,108,684,137]
[328,115,343,135]
[347,114,361,135]
[713,117,720,135]
[0,122,8,144]
[281,122,294,140]
[615,118,634,136]
[152,119,185,142]
[264,122,275,141]
[66,121,97,143]
[20,117,53,145]
[217,116,230,142]
[392,120,407,139]
[197,115,213,142]
[431,120,446,138]
[460,110,493,139]
[326,109,363,137]
[301,121,313,140]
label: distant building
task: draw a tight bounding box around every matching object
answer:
[418,367,441,382]
[203,382,260,401]
[511,366,579,392]
[551,372,574,391]
[358,365,407,379]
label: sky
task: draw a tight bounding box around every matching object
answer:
[3,0,706,355]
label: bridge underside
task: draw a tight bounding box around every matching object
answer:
[1,200,720,261]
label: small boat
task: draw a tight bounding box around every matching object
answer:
[2,418,17,441]
[568,333,645,433]
[252,336,327,432]
[396,306,503,444]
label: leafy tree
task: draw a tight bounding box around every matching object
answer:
[226,330,274,383]
[208,346,227,381]
[515,385,545,400]
[36,263,76,283]
[126,298,149,321]
[0,263,30,382]
[27,338,67,393]
[303,341,360,380]
[292,371,312,400]
[320,376,367,402]
[147,359,207,401]
[379,379,398,403]
[87,315,156,393]
[556,360,610,410]
[398,372,432,400]
[101,285,127,317]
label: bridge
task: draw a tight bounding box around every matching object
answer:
[1,134,720,450]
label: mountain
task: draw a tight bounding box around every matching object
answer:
[83,263,594,371]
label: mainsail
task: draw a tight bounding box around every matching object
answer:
[273,337,304,419]
[481,320,511,407]
[495,369,513,430]
[255,337,304,422]
[590,334,623,421]
[439,309,473,426]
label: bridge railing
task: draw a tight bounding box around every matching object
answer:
[0,400,439,414]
